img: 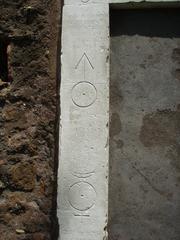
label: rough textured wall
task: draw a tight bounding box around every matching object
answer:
[0,0,61,239]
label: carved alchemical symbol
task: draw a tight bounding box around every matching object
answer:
[73,53,96,108]
[73,171,95,179]
[68,182,96,211]
[69,53,97,213]
[81,0,90,4]
[71,81,97,108]
[75,52,94,81]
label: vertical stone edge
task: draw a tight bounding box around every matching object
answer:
[58,2,109,240]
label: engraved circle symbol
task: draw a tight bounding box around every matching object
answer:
[68,182,96,211]
[81,0,90,3]
[72,82,97,108]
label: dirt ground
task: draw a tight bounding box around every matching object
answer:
[0,0,61,239]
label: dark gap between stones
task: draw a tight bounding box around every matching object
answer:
[0,38,11,83]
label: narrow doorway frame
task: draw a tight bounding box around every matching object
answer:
[58,1,180,239]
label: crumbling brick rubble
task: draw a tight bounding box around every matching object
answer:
[0,0,61,239]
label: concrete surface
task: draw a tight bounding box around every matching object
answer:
[58,3,109,240]
[109,9,180,240]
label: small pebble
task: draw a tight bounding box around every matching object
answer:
[0,180,5,189]
[16,229,25,234]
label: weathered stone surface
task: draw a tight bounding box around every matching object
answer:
[9,162,35,191]
[0,0,61,239]
[58,2,109,240]
[109,9,180,240]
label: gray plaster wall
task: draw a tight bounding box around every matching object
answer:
[109,9,180,240]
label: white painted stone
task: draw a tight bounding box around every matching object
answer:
[64,0,109,4]
[65,0,180,5]
[58,3,109,240]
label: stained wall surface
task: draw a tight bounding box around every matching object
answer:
[109,9,180,240]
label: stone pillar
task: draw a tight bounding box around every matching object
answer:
[58,1,109,239]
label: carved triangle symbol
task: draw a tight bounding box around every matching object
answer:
[75,53,94,70]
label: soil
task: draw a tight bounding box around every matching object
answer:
[0,0,61,239]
